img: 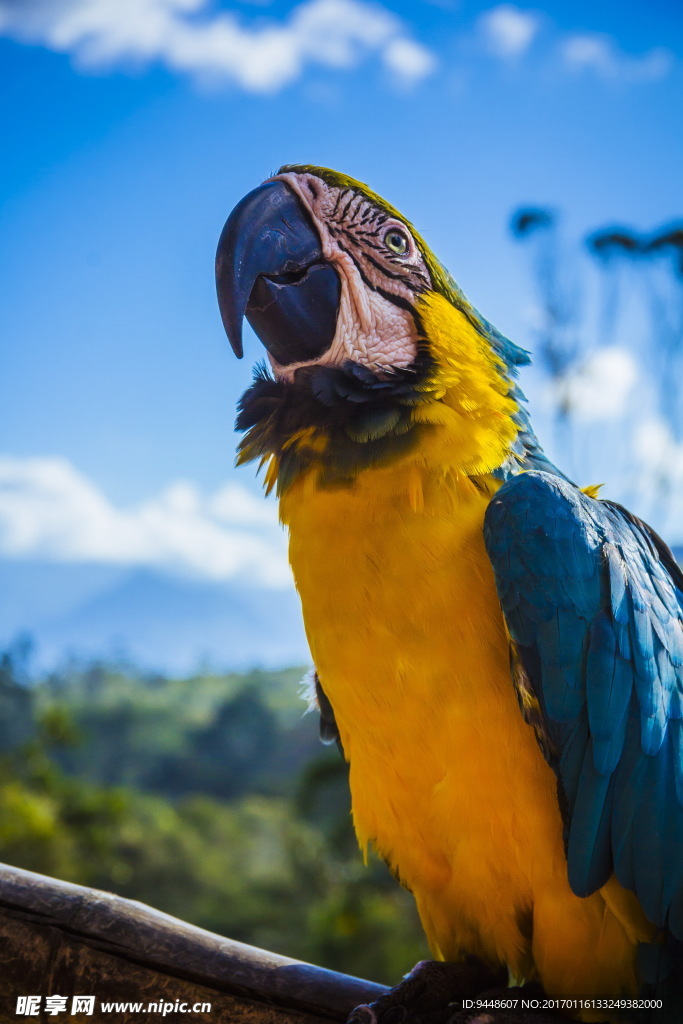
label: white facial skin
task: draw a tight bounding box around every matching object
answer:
[268,171,432,382]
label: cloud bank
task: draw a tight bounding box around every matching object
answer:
[0,456,292,587]
[561,31,672,82]
[476,4,673,83]
[0,0,436,91]
[0,0,672,91]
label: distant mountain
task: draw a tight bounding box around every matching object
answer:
[3,546,681,676]
[0,560,309,673]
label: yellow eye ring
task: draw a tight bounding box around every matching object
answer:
[384,228,409,255]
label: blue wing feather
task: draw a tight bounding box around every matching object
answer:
[484,470,683,936]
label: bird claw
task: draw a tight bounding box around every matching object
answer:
[346,967,575,1024]
[346,959,506,1024]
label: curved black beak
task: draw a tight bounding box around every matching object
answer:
[215,180,341,364]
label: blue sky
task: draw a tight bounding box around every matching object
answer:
[1,0,682,648]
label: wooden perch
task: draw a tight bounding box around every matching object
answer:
[0,862,386,1023]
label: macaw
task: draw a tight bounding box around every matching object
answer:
[215,166,683,1015]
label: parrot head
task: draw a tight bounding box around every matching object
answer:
[216,166,534,493]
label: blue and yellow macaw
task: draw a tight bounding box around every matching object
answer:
[215,167,683,1014]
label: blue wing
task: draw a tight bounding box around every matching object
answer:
[484,471,683,937]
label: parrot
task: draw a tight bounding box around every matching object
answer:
[214,166,683,1017]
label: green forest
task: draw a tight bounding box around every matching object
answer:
[0,640,426,984]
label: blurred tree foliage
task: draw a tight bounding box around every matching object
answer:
[0,641,426,983]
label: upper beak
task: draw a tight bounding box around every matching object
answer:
[215,180,341,364]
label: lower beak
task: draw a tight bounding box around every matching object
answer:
[215,180,341,365]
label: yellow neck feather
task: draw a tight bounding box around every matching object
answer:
[410,291,520,479]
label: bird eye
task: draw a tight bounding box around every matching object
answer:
[384,228,409,256]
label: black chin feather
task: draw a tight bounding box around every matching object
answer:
[236,353,434,491]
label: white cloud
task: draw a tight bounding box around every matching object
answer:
[479,4,541,58]
[632,417,683,540]
[634,417,683,482]
[383,36,437,83]
[0,456,291,587]
[561,32,673,82]
[0,0,436,92]
[554,346,638,422]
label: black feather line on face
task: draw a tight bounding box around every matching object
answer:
[236,351,434,491]
[335,239,424,307]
